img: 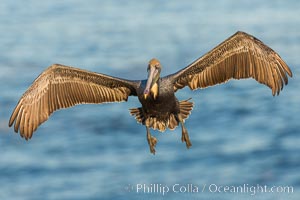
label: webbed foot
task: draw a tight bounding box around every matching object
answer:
[146,126,157,154]
[178,114,192,149]
[181,126,192,149]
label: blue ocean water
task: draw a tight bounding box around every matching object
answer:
[0,0,299,199]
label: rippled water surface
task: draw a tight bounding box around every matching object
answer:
[1,0,300,199]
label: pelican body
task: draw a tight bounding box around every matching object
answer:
[9,31,292,154]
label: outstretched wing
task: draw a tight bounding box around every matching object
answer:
[9,64,139,139]
[170,31,292,95]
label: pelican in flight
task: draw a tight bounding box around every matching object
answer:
[9,31,292,154]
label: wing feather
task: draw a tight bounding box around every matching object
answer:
[171,31,292,95]
[9,64,139,139]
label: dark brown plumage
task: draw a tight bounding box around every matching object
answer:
[9,31,292,154]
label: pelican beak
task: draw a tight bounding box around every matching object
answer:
[144,93,149,99]
[143,66,157,100]
[143,86,150,99]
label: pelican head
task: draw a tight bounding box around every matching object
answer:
[144,58,162,99]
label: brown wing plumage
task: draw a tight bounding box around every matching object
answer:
[171,31,292,95]
[9,64,139,139]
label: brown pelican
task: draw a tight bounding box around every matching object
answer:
[9,31,292,154]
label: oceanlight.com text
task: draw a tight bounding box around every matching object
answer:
[125,183,294,196]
